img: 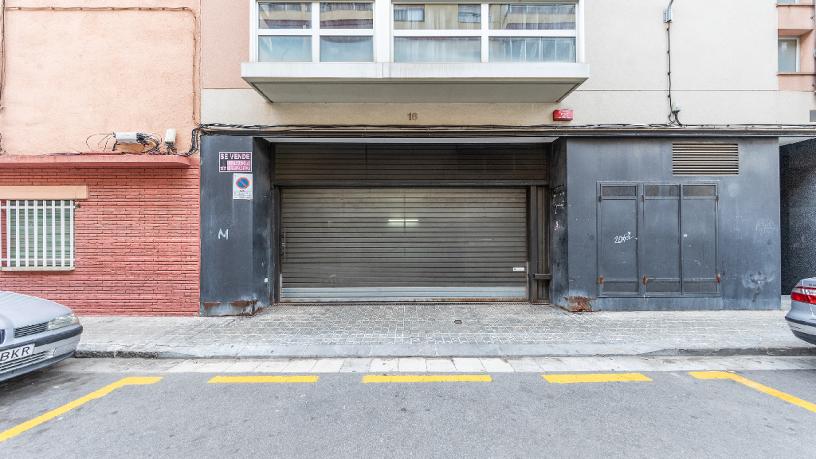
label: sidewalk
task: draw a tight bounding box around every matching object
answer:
[75,302,815,359]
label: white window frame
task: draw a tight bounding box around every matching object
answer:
[251,0,583,63]
[252,1,376,62]
[391,1,579,63]
[0,200,75,271]
[778,36,800,73]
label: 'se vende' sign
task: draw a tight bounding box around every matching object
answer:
[219,152,252,172]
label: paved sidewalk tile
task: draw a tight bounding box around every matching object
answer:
[398,358,427,372]
[506,358,542,372]
[75,303,809,359]
[283,359,318,373]
[166,360,208,373]
[480,358,515,372]
[312,359,345,373]
[369,358,399,373]
[453,358,485,372]
[340,359,372,373]
[254,360,291,373]
[226,360,263,373]
[425,359,457,373]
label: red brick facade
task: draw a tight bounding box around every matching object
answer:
[0,166,200,316]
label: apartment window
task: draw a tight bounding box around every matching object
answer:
[393,4,481,62]
[393,2,577,63]
[778,37,799,72]
[256,1,374,62]
[254,0,580,63]
[1,200,75,270]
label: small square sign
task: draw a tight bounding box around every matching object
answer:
[233,173,253,200]
[219,152,252,172]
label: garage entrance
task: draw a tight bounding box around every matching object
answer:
[270,142,551,303]
[280,188,528,301]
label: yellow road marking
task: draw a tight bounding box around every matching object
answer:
[0,376,161,443]
[362,374,492,383]
[208,375,319,384]
[689,371,816,414]
[543,373,653,384]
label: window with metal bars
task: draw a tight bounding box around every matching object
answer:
[0,200,75,270]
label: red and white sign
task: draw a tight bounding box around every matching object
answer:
[552,109,574,122]
[219,152,252,172]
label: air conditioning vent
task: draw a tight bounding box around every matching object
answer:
[672,143,739,176]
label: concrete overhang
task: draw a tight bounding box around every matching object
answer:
[241,62,590,103]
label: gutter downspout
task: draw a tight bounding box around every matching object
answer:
[664,0,682,125]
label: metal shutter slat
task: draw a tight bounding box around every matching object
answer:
[280,188,528,301]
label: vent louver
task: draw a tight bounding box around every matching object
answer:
[672,143,739,176]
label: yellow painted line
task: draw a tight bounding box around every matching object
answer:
[362,374,492,383]
[689,371,816,414]
[0,376,161,443]
[543,373,653,384]
[208,375,319,384]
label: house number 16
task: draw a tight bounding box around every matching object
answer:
[407,112,418,121]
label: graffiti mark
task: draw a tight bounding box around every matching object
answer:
[614,232,634,244]
[754,219,776,237]
[218,228,229,240]
[742,271,775,302]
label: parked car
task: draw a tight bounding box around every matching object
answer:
[786,279,816,345]
[0,291,82,382]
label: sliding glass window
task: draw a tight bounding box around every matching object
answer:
[392,2,578,63]
[256,1,374,62]
[254,1,579,63]
[393,4,481,62]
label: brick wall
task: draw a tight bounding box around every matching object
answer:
[0,166,200,316]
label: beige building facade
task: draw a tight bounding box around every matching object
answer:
[1,1,815,315]
[201,0,816,126]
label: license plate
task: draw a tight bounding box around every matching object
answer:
[0,344,35,364]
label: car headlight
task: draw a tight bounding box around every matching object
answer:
[47,313,79,331]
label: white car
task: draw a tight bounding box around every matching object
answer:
[787,278,816,345]
[0,291,82,382]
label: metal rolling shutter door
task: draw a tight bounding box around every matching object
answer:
[280,188,528,301]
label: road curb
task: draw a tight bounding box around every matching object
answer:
[74,345,816,360]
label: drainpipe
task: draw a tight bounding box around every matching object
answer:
[812,0,816,95]
[664,0,681,125]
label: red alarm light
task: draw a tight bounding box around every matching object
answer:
[552,109,574,121]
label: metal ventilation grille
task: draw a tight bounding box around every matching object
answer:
[672,143,739,176]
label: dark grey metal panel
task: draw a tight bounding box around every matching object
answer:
[562,137,780,311]
[529,186,550,303]
[597,187,639,295]
[274,144,548,184]
[280,187,528,301]
[200,135,273,316]
[681,185,719,295]
[642,185,681,294]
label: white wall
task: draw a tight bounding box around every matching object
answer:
[201,0,816,126]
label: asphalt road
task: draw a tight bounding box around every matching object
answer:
[1,358,814,458]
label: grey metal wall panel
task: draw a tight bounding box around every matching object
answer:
[597,192,639,295]
[200,135,273,316]
[562,137,780,311]
[280,188,528,301]
[643,185,681,294]
[274,144,548,183]
[681,188,719,294]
